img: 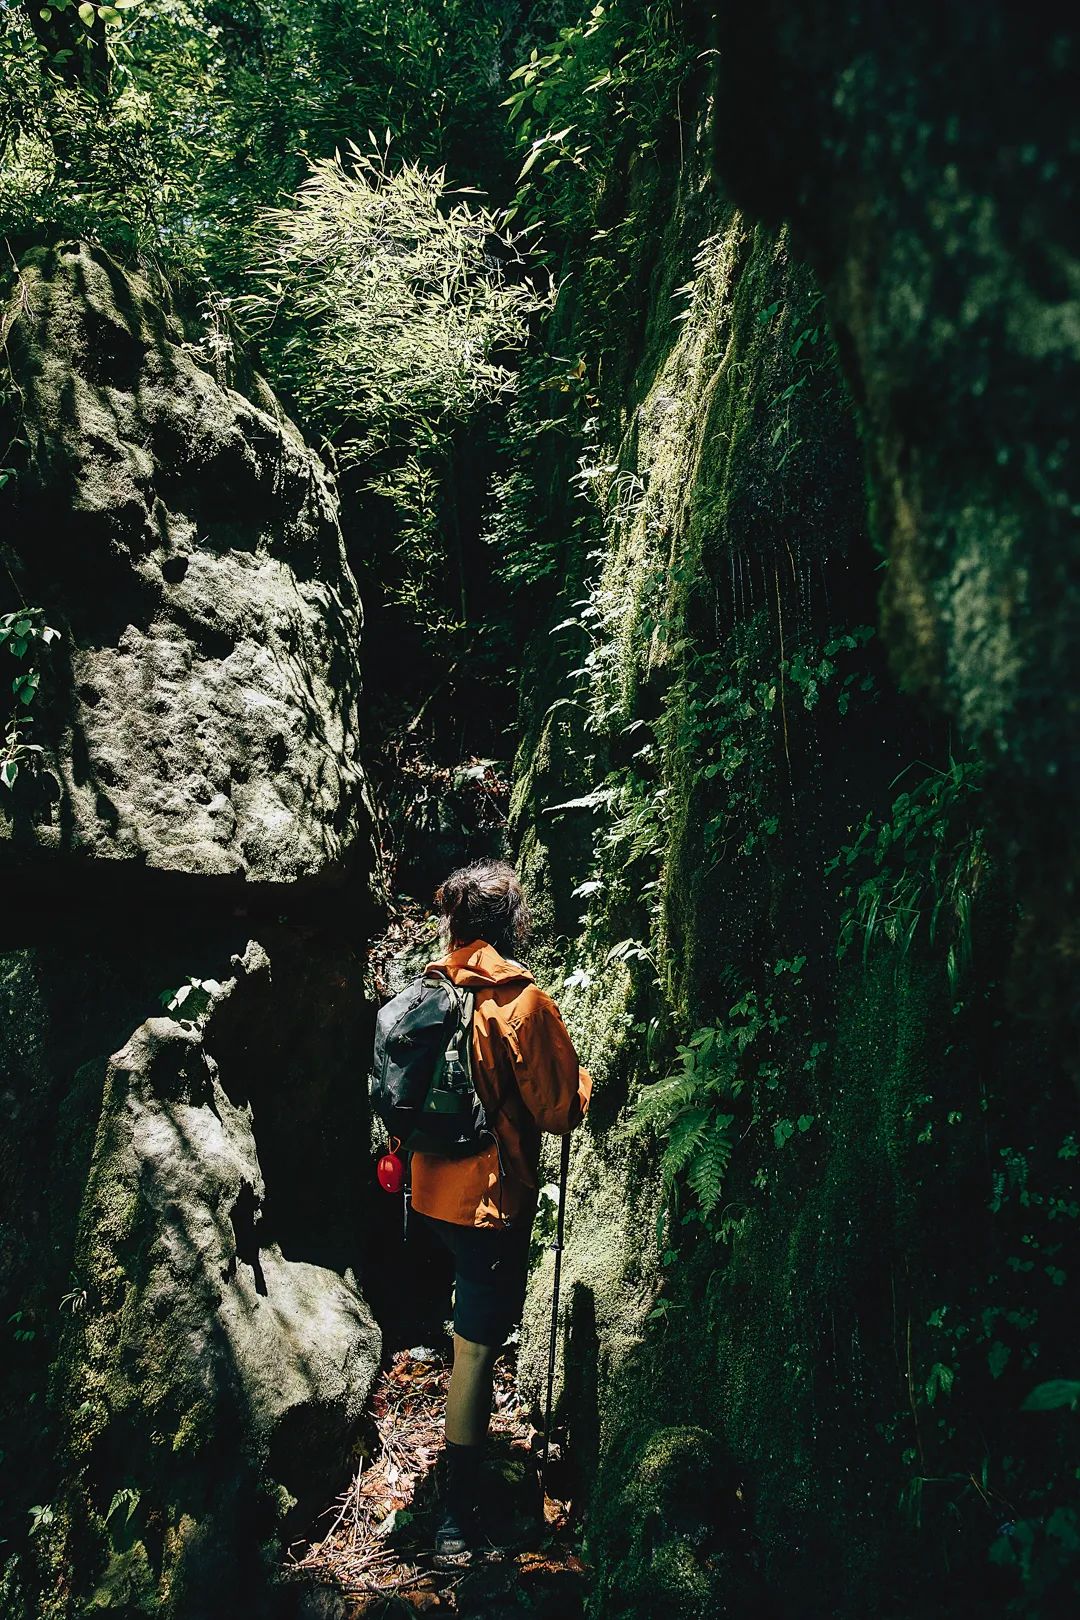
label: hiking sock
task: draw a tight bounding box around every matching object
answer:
[444,1439,482,1518]
[436,1440,483,1557]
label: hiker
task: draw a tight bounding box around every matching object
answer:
[410,860,591,1562]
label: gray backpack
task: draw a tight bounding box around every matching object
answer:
[369,971,489,1156]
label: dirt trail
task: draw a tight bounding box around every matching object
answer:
[284,1348,588,1618]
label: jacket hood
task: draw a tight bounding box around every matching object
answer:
[429,940,535,989]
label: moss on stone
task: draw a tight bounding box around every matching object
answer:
[588,1426,723,1618]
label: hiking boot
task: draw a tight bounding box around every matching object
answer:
[434,1440,482,1565]
[434,1506,476,1566]
[433,1506,527,1566]
[433,1441,534,1564]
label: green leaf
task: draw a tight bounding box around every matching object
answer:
[78,2,95,23]
[661,1106,712,1181]
[1021,1379,1080,1412]
[925,1361,955,1404]
[106,1486,140,1527]
[1,760,18,789]
[13,670,40,705]
[773,1118,795,1149]
[28,1503,54,1536]
[687,1118,734,1215]
[987,1342,1010,1379]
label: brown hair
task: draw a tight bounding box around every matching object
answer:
[435,859,531,957]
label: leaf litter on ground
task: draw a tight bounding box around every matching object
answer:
[284,1345,587,1616]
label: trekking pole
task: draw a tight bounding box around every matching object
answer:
[539,1130,572,1517]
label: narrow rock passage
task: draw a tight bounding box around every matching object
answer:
[284,1348,587,1618]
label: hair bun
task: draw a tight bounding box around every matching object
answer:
[436,874,465,913]
[434,860,531,954]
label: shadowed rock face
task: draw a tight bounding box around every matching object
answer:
[39,945,380,1617]
[708,2,1080,1035]
[0,240,374,889]
[1,923,380,1620]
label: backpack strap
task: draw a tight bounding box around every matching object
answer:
[451,985,476,1078]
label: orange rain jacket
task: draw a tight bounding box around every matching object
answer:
[409,940,591,1229]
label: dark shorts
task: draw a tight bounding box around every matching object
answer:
[418,1213,533,1347]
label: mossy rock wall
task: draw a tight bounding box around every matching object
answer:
[505,57,1078,1620]
[707,2,1080,1054]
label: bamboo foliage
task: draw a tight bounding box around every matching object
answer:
[241,141,552,465]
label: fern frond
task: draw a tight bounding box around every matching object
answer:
[686,1113,735,1215]
[660,1105,712,1186]
[630,1072,700,1132]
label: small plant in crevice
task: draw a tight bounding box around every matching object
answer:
[103,1485,141,1548]
[59,1282,88,1315]
[0,606,59,789]
[27,1502,55,1538]
[828,755,988,989]
[528,1180,563,1272]
[8,1309,36,1345]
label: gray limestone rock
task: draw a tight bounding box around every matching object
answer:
[32,950,380,1617]
[0,240,374,889]
[0,240,384,1614]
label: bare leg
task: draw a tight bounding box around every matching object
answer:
[445,1332,498,1446]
